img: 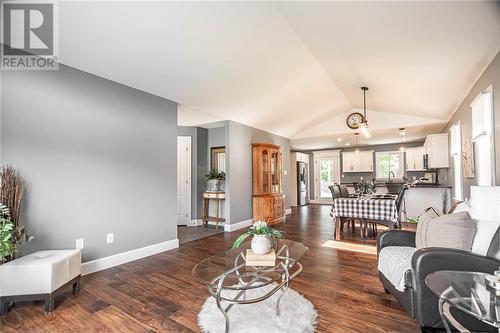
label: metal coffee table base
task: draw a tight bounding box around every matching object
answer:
[438,287,500,333]
[207,245,303,333]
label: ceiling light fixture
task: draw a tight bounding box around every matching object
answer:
[354,132,360,154]
[337,138,342,142]
[399,128,406,152]
[360,87,371,138]
[345,142,350,146]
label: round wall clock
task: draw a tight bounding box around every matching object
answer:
[346,112,365,129]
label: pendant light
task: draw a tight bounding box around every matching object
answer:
[360,87,371,138]
[399,128,406,152]
[354,132,360,154]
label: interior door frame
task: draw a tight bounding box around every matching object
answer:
[312,150,341,204]
[177,136,192,226]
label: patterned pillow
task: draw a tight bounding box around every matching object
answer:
[416,211,476,250]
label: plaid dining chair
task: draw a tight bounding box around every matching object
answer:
[361,184,410,239]
[329,185,354,232]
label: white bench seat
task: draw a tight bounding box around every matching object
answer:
[0,250,81,314]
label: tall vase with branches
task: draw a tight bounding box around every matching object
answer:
[0,165,31,262]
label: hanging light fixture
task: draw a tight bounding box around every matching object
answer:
[360,87,371,138]
[354,132,360,154]
[399,128,406,152]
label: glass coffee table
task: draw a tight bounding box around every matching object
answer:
[425,271,500,333]
[192,239,308,333]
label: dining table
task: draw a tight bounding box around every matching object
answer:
[333,194,398,240]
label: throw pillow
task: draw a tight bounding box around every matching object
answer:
[414,208,440,246]
[471,219,500,256]
[416,211,476,250]
[453,201,472,214]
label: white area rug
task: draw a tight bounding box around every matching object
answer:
[198,283,317,333]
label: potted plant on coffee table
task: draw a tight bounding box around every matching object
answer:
[232,221,283,255]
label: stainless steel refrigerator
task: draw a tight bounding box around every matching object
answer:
[297,161,309,206]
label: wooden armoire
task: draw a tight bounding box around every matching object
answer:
[252,143,285,225]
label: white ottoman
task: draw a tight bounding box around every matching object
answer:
[0,250,81,314]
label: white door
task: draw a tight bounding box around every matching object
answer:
[177,136,191,225]
[315,156,341,200]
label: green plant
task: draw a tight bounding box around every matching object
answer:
[205,169,225,182]
[0,203,15,262]
[232,221,283,248]
[407,216,419,224]
[0,166,33,263]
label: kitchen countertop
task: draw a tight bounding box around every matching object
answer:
[340,181,451,188]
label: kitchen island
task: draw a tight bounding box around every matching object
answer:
[340,182,452,220]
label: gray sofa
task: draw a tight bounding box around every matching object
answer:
[377,228,500,332]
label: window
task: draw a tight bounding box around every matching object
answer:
[376,151,404,180]
[471,86,495,186]
[450,122,463,200]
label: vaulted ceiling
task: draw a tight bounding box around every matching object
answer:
[57,1,500,149]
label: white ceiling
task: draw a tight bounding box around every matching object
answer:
[56,1,500,149]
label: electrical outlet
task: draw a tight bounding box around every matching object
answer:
[284,170,288,176]
[76,238,84,250]
[107,233,114,244]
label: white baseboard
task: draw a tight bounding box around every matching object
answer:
[285,208,292,215]
[189,219,203,226]
[206,220,226,229]
[81,238,179,276]
[224,219,253,232]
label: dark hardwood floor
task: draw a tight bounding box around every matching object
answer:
[0,205,420,332]
[178,225,224,245]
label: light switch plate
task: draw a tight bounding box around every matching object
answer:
[76,238,84,250]
[107,233,114,244]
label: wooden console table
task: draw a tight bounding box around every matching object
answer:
[202,192,226,229]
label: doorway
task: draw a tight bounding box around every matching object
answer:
[313,151,341,203]
[177,136,191,226]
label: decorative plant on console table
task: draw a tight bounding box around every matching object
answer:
[233,221,283,255]
[205,169,225,192]
[0,165,32,263]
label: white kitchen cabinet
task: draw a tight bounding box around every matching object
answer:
[424,133,449,168]
[342,150,373,172]
[406,147,426,171]
[342,152,354,172]
[358,151,374,172]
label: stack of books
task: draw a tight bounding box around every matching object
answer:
[245,249,276,266]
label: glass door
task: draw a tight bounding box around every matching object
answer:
[316,156,340,200]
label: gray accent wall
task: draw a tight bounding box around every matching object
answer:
[226,120,291,224]
[208,126,226,152]
[443,50,500,199]
[1,65,178,262]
